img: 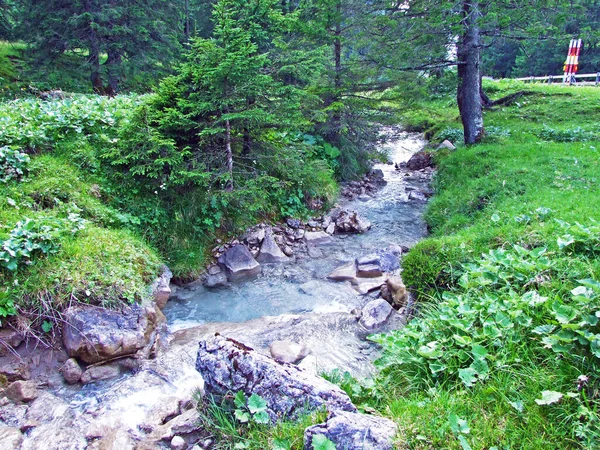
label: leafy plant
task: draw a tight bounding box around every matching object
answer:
[312,434,337,450]
[234,392,270,425]
[0,146,29,182]
[0,214,86,271]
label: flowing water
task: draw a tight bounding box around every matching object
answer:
[163,131,429,330]
[60,131,429,438]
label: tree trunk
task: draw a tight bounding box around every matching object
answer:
[457,0,484,144]
[184,0,190,39]
[328,0,342,147]
[225,117,234,190]
[105,50,121,96]
[84,0,103,94]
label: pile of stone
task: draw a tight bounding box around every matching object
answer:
[340,168,387,201]
[199,208,372,289]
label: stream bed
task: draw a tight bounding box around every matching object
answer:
[51,131,430,446]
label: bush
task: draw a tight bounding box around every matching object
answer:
[0,146,29,182]
[401,237,469,297]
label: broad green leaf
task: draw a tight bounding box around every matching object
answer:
[508,400,524,412]
[532,325,556,335]
[458,435,473,450]
[247,393,267,414]
[234,409,250,423]
[253,410,270,424]
[273,438,292,450]
[449,413,470,434]
[312,434,337,450]
[552,302,577,324]
[535,390,563,405]
[417,342,442,359]
[234,391,247,409]
[471,358,489,376]
[471,345,488,359]
[458,367,478,387]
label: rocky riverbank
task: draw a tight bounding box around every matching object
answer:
[0,133,439,449]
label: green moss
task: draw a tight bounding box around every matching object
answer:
[13,226,160,310]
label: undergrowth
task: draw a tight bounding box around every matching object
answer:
[366,80,600,449]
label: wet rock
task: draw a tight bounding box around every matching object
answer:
[60,358,83,385]
[63,303,163,364]
[152,266,173,309]
[368,168,385,181]
[21,422,87,450]
[218,245,261,281]
[304,231,333,245]
[304,410,397,450]
[438,139,456,151]
[352,276,388,295]
[207,265,222,275]
[80,365,121,384]
[0,356,30,381]
[196,335,356,421]
[358,194,371,202]
[360,299,393,330]
[307,245,323,259]
[386,276,408,309]
[171,435,186,450]
[327,262,357,282]
[406,150,433,171]
[293,229,306,240]
[0,425,23,450]
[286,218,301,229]
[6,380,38,403]
[408,190,428,202]
[283,245,294,257]
[87,429,135,450]
[0,402,28,430]
[257,234,290,264]
[269,340,311,364]
[146,409,203,444]
[356,250,400,277]
[0,329,23,356]
[332,209,371,234]
[203,272,228,289]
[325,222,335,235]
[244,228,265,246]
[26,392,71,423]
[140,396,181,432]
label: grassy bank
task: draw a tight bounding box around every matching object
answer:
[190,82,600,449]
[0,91,342,330]
[369,81,600,449]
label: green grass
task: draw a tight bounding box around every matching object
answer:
[369,80,600,449]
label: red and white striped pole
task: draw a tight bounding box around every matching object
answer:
[563,39,582,84]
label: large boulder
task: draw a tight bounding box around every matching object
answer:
[218,245,261,281]
[332,209,371,234]
[196,334,356,421]
[304,410,398,450]
[356,249,400,278]
[257,234,290,264]
[304,231,334,245]
[360,299,394,330]
[406,150,433,171]
[151,266,173,309]
[62,303,163,364]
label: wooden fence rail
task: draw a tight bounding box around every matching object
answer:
[513,73,600,85]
